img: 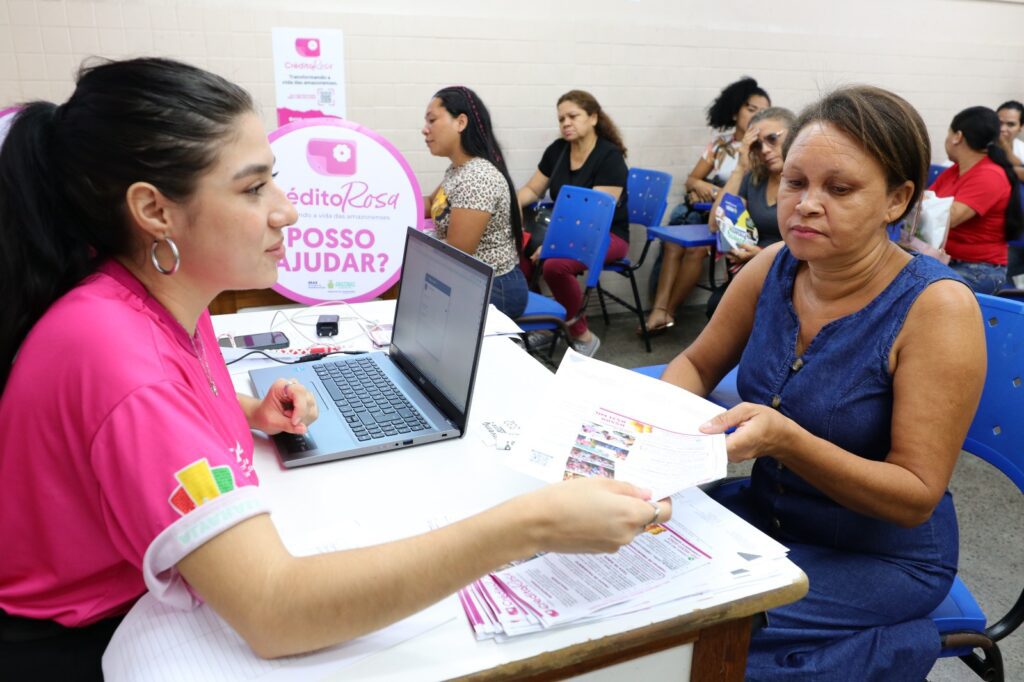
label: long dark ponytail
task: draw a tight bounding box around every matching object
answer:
[0,57,253,389]
[951,106,1023,241]
[433,86,523,256]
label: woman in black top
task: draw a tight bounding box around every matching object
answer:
[518,90,629,357]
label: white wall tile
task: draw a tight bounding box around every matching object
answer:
[147,4,177,30]
[40,26,72,52]
[64,1,94,28]
[43,52,75,81]
[7,0,36,25]
[68,26,99,53]
[0,0,1022,188]
[12,26,43,52]
[121,4,149,29]
[15,53,47,80]
[123,28,154,54]
[20,79,51,99]
[98,27,125,54]
[92,1,121,29]
[37,0,67,26]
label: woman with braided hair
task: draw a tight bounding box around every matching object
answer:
[423,85,528,318]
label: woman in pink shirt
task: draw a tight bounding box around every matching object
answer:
[0,58,669,680]
[929,106,1023,293]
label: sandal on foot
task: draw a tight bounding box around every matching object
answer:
[637,309,675,336]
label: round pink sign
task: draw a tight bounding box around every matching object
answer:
[0,107,20,148]
[268,118,424,304]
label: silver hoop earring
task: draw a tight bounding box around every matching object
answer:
[150,237,180,275]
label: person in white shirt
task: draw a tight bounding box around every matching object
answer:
[996,100,1024,182]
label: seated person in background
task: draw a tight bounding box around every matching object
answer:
[0,58,670,680]
[645,76,770,334]
[930,105,1023,294]
[517,89,630,357]
[997,100,1024,282]
[423,85,528,318]
[704,107,795,317]
[662,85,984,681]
[996,100,1024,181]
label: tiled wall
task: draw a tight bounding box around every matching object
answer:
[2,0,1023,300]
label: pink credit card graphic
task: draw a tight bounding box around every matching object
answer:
[294,37,321,57]
[307,139,357,176]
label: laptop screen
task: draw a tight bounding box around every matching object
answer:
[390,229,493,415]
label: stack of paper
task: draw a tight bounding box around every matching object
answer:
[458,488,793,641]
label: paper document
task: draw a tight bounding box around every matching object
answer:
[457,488,798,641]
[507,350,727,499]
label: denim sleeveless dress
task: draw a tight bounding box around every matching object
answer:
[712,247,967,681]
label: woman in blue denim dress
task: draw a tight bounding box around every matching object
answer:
[662,87,986,681]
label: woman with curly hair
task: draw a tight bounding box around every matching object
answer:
[645,77,770,333]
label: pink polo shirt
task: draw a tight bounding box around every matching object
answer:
[0,261,268,626]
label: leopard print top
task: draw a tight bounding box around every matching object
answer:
[430,157,517,275]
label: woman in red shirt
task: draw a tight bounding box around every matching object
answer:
[930,106,1023,293]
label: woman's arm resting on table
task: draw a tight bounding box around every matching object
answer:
[700,279,984,527]
[238,380,319,435]
[948,201,978,229]
[661,243,779,394]
[178,478,670,658]
[517,169,550,207]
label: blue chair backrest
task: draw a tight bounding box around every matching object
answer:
[541,186,615,289]
[966,294,1024,494]
[626,168,671,229]
[928,163,946,187]
[886,221,903,241]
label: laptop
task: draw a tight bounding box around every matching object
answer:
[249,227,494,468]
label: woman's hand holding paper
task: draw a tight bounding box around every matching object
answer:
[699,402,799,464]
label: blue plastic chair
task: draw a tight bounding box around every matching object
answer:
[645,223,720,292]
[516,186,615,361]
[928,163,947,186]
[928,293,1024,681]
[596,168,672,352]
[631,364,740,410]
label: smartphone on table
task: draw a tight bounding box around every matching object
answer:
[231,331,290,350]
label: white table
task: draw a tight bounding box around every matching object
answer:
[117,302,807,681]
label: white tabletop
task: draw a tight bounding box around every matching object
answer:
[109,302,805,681]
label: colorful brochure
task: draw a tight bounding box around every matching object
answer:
[506,350,728,500]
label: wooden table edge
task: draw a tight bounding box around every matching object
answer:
[449,570,808,681]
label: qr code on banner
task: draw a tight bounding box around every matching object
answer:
[317,88,335,106]
[529,450,552,466]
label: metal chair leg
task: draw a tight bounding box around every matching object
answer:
[626,270,651,352]
[959,643,1004,682]
[597,283,610,325]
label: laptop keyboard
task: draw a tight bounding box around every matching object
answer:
[314,358,431,442]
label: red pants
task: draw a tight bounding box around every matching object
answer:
[522,234,629,337]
